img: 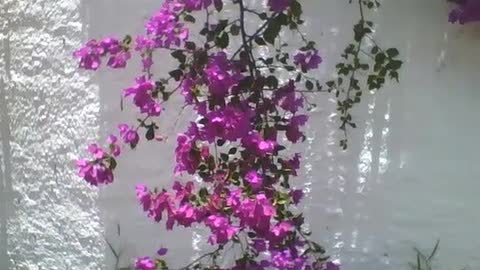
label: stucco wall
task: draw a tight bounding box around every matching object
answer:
[0,0,103,269]
[0,0,479,270]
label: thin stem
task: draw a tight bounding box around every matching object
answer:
[237,0,255,77]
[341,0,366,140]
[178,246,223,270]
[230,17,271,60]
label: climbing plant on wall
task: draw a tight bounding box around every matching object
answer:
[74,0,402,269]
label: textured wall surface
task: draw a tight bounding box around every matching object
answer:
[0,0,104,269]
[1,0,480,270]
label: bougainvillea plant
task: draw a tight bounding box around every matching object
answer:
[74,0,402,269]
[448,0,480,24]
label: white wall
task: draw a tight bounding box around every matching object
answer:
[1,0,479,269]
[0,0,103,269]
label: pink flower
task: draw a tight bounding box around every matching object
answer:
[145,1,189,48]
[174,134,201,175]
[268,0,291,12]
[175,203,201,227]
[124,76,162,116]
[74,37,132,70]
[242,131,276,156]
[205,52,238,97]
[270,221,293,242]
[245,171,263,190]
[136,185,152,211]
[135,257,156,270]
[201,104,253,142]
[118,124,140,146]
[205,214,239,244]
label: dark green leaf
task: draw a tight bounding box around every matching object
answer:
[183,14,196,23]
[215,32,229,49]
[230,24,240,36]
[305,80,313,90]
[386,48,399,58]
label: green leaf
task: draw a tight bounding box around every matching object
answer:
[171,50,186,64]
[230,24,240,36]
[220,153,229,162]
[108,157,117,170]
[386,48,399,58]
[305,80,313,90]
[183,14,196,23]
[122,35,132,46]
[215,32,229,49]
[184,41,196,50]
[215,19,229,32]
[290,0,302,18]
[266,75,279,89]
[311,241,326,254]
[387,60,403,70]
[146,125,155,140]
[263,13,288,44]
[168,69,183,81]
[228,147,237,155]
[375,52,386,64]
[199,187,209,202]
[264,18,281,44]
[254,37,266,45]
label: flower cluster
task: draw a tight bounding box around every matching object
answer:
[449,0,480,24]
[76,135,120,186]
[75,0,342,269]
[73,37,131,70]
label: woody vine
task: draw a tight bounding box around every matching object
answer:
[74,0,402,269]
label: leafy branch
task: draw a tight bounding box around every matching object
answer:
[323,0,403,149]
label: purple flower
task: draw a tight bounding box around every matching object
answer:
[290,189,304,205]
[270,248,308,270]
[157,247,168,256]
[268,0,291,12]
[135,257,156,270]
[245,171,263,190]
[286,114,308,143]
[107,51,131,69]
[73,40,104,70]
[205,214,239,244]
[242,131,276,156]
[124,76,162,116]
[294,49,322,72]
[174,134,200,175]
[252,239,267,252]
[136,184,152,212]
[270,221,293,242]
[118,124,140,146]
[201,104,253,142]
[145,1,189,48]
[325,261,341,270]
[449,0,480,24]
[205,52,238,97]
[181,78,196,104]
[184,0,213,11]
[273,80,304,113]
[74,37,132,70]
[76,159,114,186]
